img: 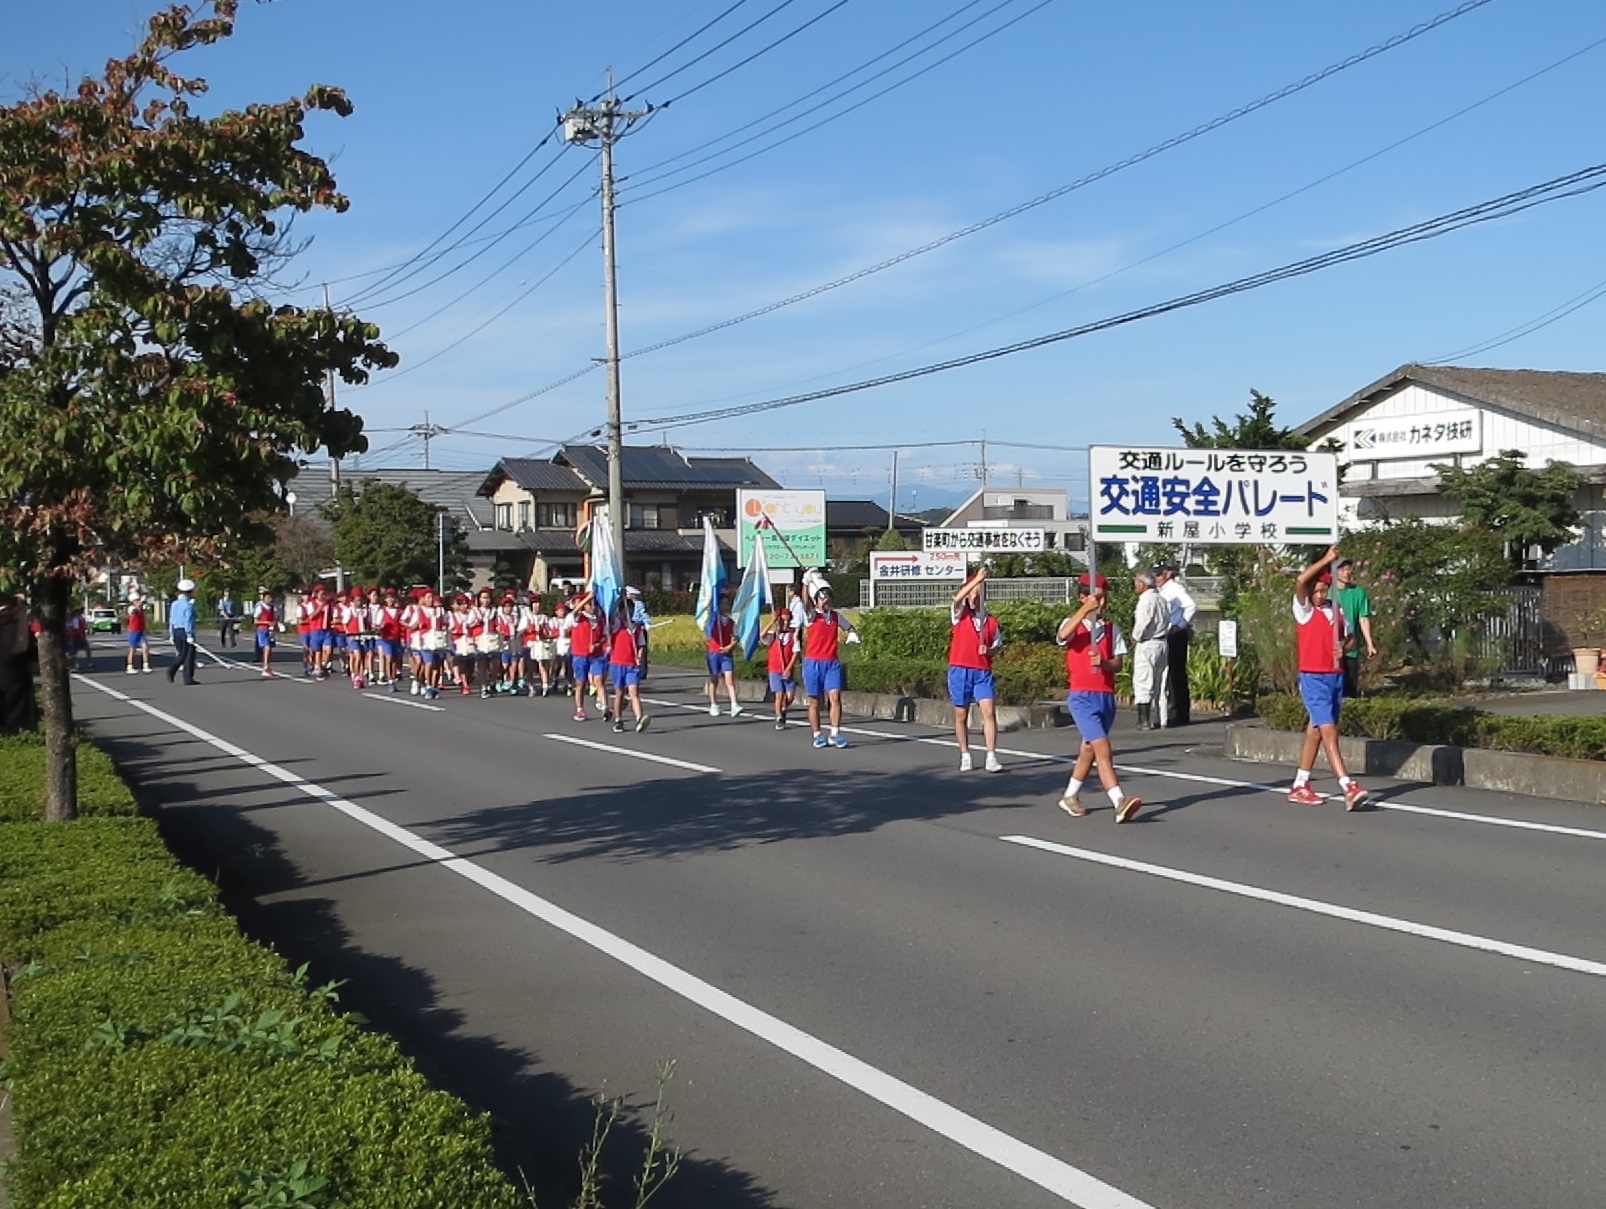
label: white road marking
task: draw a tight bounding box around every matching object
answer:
[73,675,1152,1209]
[366,692,445,712]
[543,733,720,774]
[1002,834,1606,979]
[644,693,1606,842]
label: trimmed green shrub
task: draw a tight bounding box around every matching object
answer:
[0,733,137,822]
[0,759,521,1208]
[1255,693,1606,760]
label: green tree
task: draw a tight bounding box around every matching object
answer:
[1434,450,1584,568]
[0,3,393,818]
[322,480,466,590]
[873,527,909,551]
[1171,388,1308,452]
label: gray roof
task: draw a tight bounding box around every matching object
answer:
[287,465,493,528]
[558,445,781,491]
[471,529,732,555]
[827,499,923,531]
[1297,363,1606,445]
[479,457,589,496]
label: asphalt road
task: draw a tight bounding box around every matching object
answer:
[68,637,1606,1209]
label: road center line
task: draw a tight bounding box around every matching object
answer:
[366,692,444,712]
[1002,833,1606,978]
[543,733,721,774]
[74,675,1153,1209]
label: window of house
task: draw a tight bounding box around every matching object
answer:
[517,501,531,531]
[495,503,512,531]
[628,503,660,530]
[537,501,576,528]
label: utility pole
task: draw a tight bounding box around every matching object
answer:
[887,449,899,536]
[324,283,345,594]
[411,411,447,471]
[562,74,652,583]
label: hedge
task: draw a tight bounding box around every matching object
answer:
[0,743,522,1209]
[1256,693,1606,761]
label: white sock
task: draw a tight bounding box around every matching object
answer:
[1294,769,1312,788]
[1064,777,1084,798]
[1107,786,1125,807]
[830,726,840,737]
[1339,776,1354,790]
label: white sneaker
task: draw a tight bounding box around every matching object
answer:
[729,704,743,718]
[410,681,420,696]
[985,752,1003,773]
[126,667,138,675]
[959,752,973,772]
[708,703,720,717]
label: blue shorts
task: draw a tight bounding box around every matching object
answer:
[1299,671,1345,728]
[610,662,641,689]
[768,672,796,695]
[419,649,441,665]
[380,639,401,660]
[500,650,515,665]
[707,651,734,676]
[948,666,996,708]
[308,629,330,651]
[255,629,275,649]
[802,657,844,698]
[572,654,594,682]
[126,631,146,649]
[1068,690,1117,742]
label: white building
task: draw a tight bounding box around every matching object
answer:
[1295,363,1606,571]
[939,487,1088,557]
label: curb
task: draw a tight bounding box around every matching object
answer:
[1223,719,1606,805]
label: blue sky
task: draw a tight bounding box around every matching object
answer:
[10,0,1606,509]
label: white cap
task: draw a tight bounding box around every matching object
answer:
[128,593,141,603]
[625,586,641,597]
[176,578,196,592]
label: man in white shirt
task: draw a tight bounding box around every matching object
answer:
[1129,569,1169,730]
[1154,564,1197,726]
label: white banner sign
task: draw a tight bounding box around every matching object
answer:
[1089,446,1339,546]
[922,528,1046,553]
[1217,618,1239,659]
[870,551,967,580]
[1343,409,1481,460]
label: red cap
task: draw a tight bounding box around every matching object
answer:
[1078,572,1108,591]
[1315,571,1333,586]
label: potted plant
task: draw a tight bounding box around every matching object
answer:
[1571,606,1606,679]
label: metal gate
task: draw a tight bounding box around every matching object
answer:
[1476,586,1544,676]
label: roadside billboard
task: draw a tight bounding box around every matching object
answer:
[738,489,826,568]
[1089,446,1339,545]
[922,528,1046,553]
[869,550,967,580]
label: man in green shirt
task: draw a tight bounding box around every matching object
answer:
[1331,557,1376,698]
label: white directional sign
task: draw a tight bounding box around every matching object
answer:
[1089,446,1339,546]
[870,551,967,580]
[922,528,1046,553]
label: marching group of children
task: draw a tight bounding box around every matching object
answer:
[115,545,1366,820]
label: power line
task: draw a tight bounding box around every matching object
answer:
[405,0,1498,439]
[358,227,598,386]
[339,129,561,306]
[610,0,1497,360]
[651,0,856,108]
[1428,271,1606,363]
[621,0,806,100]
[627,0,1008,179]
[610,0,759,97]
[354,153,597,312]
[624,0,1047,197]
[606,161,1606,434]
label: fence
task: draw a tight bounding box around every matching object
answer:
[1473,586,1545,677]
[861,577,1077,608]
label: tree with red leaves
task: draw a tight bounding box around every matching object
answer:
[0,2,394,819]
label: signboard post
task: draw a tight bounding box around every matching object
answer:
[1088,446,1339,546]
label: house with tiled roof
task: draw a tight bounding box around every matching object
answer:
[475,445,782,591]
[1295,363,1606,652]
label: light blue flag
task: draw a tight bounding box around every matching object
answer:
[589,505,623,624]
[732,526,771,660]
[694,517,727,638]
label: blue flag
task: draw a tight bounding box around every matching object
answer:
[694,517,727,638]
[732,527,772,660]
[589,505,623,624]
